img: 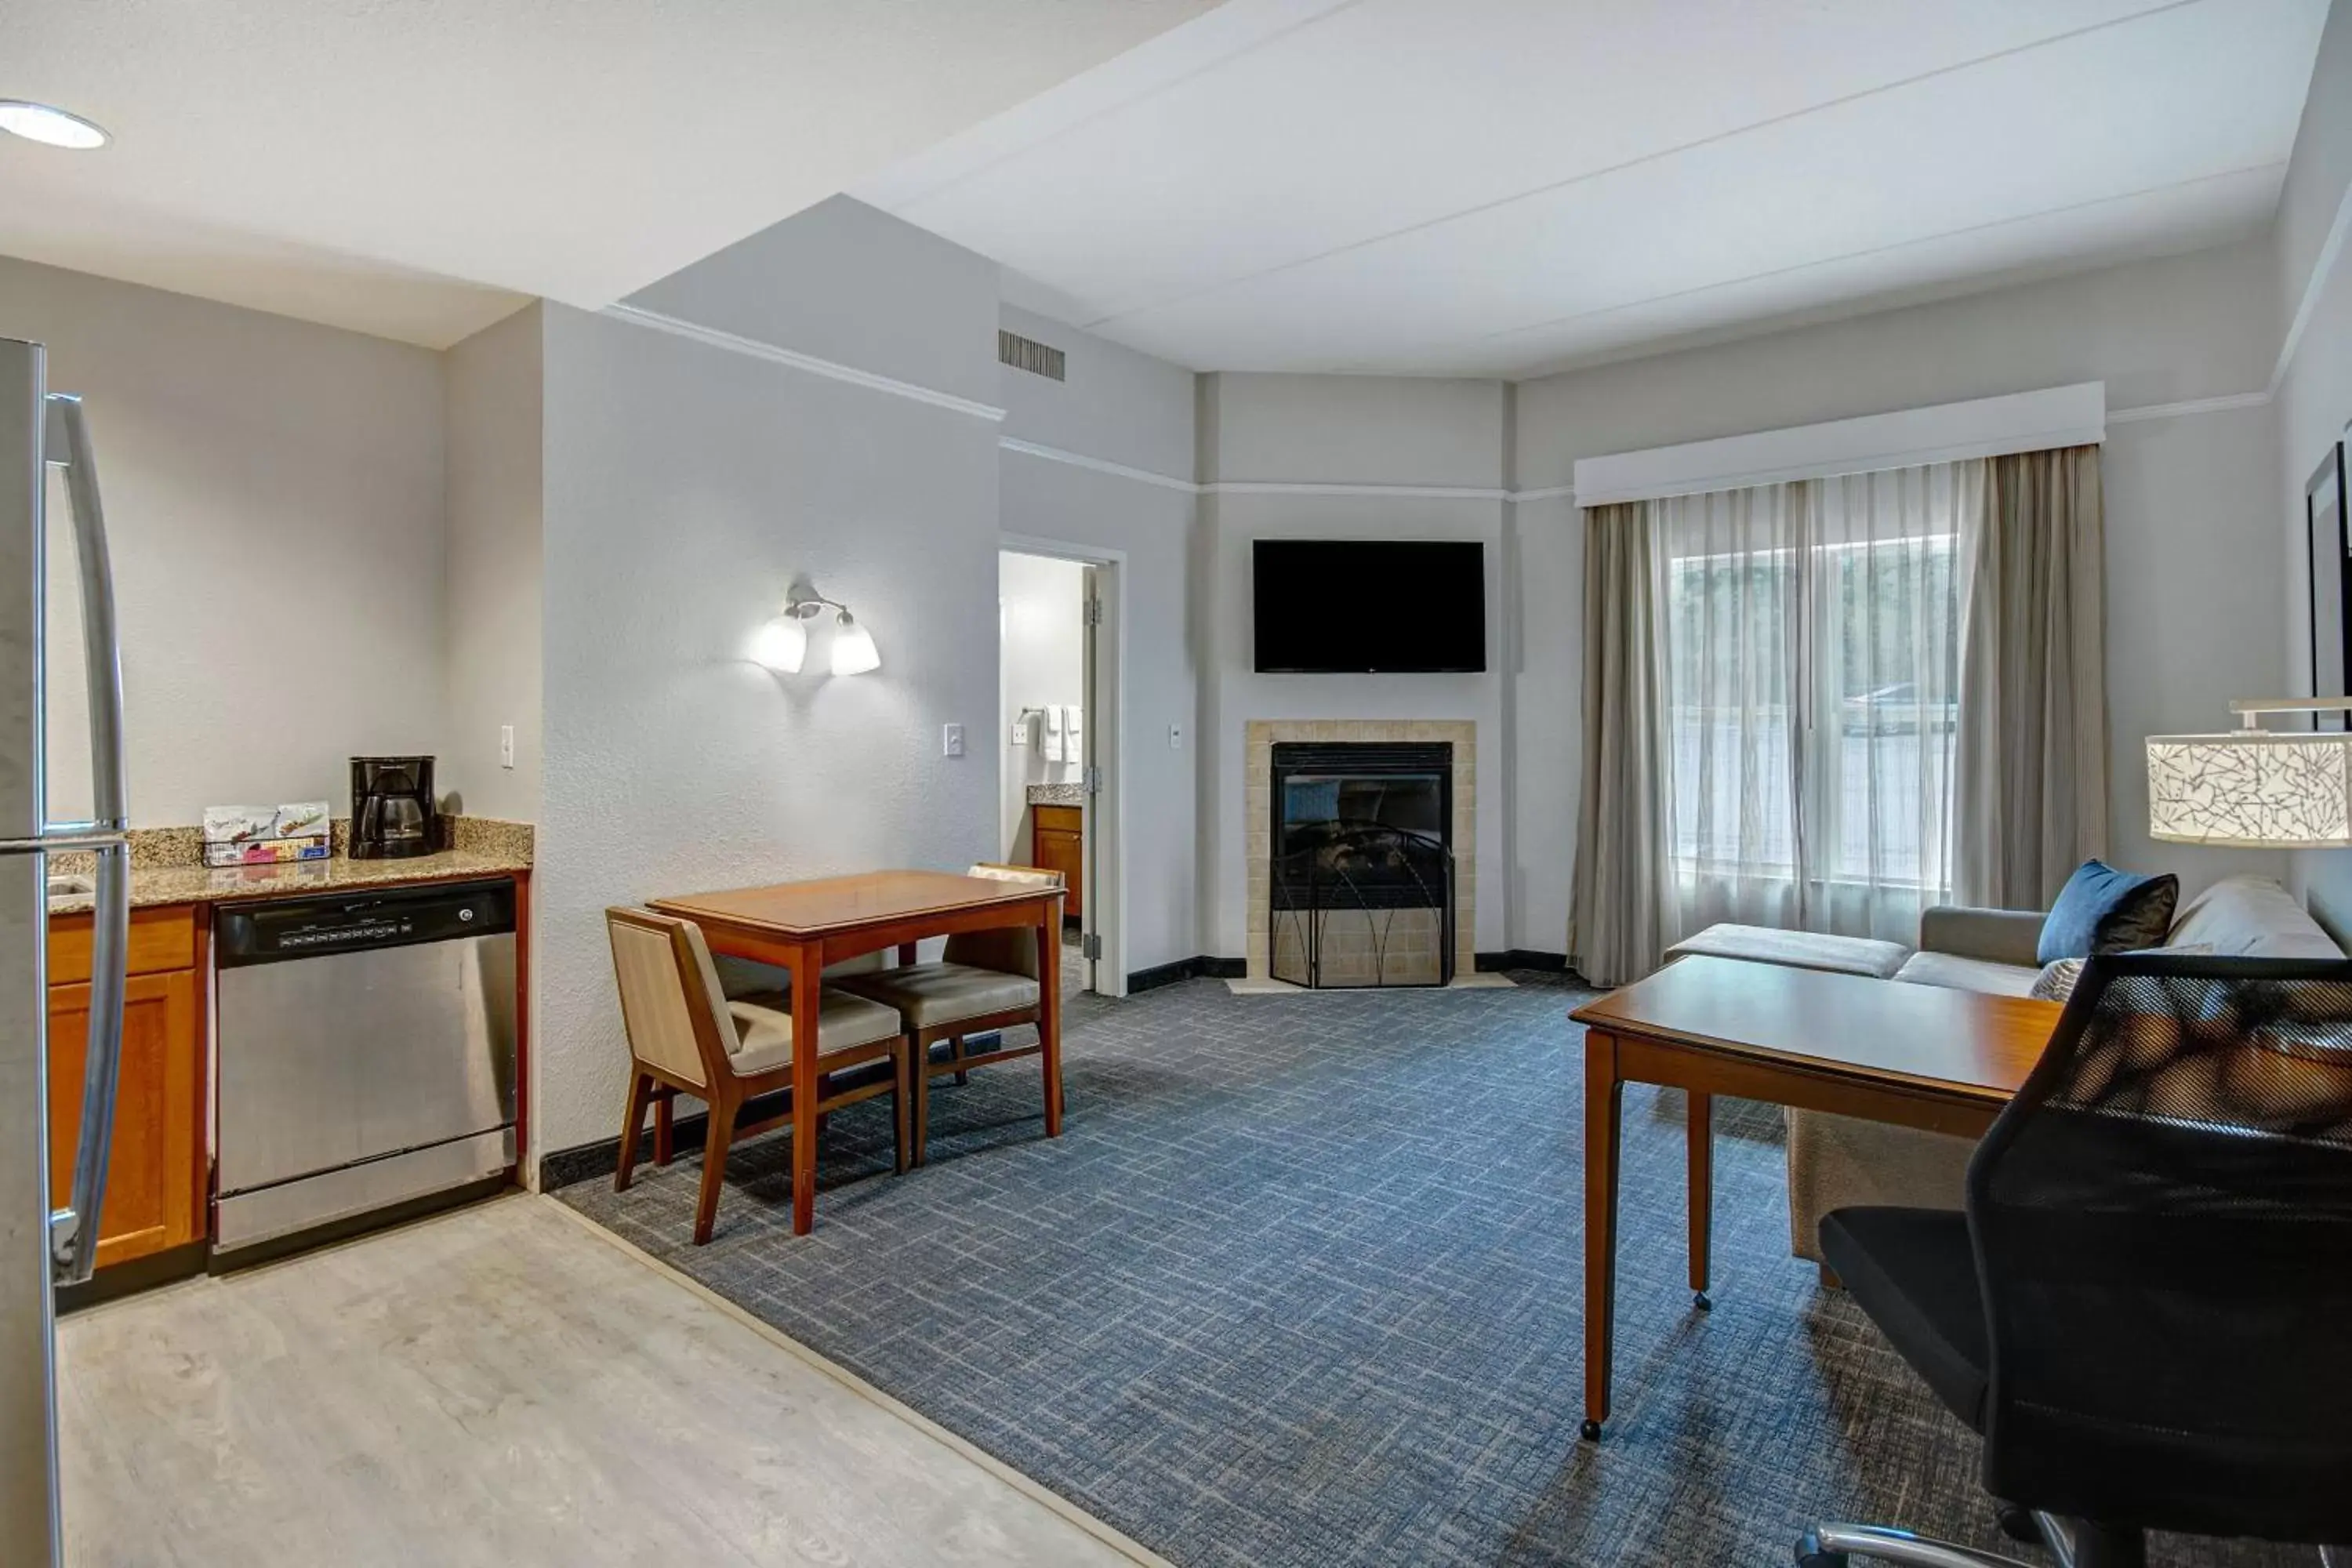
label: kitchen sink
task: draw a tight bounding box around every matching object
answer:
[45,873,93,907]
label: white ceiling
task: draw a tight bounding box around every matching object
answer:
[0,1,1219,347]
[859,0,2330,378]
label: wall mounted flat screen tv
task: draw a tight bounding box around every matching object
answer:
[1253,539,1485,673]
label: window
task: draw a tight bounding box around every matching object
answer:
[1654,464,1971,938]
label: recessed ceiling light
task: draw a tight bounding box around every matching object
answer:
[0,101,109,151]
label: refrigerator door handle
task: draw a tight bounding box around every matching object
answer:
[42,394,126,833]
[47,840,125,1284]
[42,392,129,1287]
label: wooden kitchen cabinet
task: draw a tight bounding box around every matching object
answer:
[45,905,205,1271]
[1031,804,1083,920]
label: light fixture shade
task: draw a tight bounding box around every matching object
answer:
[750,615,806,673]
[0,101,108,149]
[2147,731,2352,847]
[830,615,880,676]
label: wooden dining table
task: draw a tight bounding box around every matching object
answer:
[648,869,1065,1235]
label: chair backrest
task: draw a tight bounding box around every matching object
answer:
[942,862,1064,978]
[1965,953,2352,1542]
[604,907,739,1088]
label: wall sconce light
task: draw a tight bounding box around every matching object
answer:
[751,583,881,676]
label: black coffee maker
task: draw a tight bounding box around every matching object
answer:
[350,756,439,858]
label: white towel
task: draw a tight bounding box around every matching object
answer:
[1062,704,1084,764]
[1041,705,1065,763]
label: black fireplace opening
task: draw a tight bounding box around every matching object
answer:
[1269,741,1455,988]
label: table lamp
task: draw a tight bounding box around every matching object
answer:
[2147,699,2352,848]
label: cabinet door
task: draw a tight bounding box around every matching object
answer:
[47,968,202,1269]
[1032,829,1083,919]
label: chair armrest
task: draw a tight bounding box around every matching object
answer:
[1918,906,2045,967]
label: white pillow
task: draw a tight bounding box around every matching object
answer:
[2029,944,2214,1004]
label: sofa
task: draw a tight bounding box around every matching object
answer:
[1671,874,2345,1266]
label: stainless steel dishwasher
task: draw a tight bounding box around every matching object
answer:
[213,878,517,1259]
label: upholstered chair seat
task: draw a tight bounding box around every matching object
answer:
[725,989,906,1075]
[833,862,1065,1164]
[835,967,1040,1031]
[605,906,912,1242]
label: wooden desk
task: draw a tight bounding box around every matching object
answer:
[1568,956,2060,1440]
[649,870,1065,1235]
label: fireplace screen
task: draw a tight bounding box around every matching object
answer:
[1269,742,1455,988]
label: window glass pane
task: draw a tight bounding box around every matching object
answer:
[1655,463,1968,911]
[1817,531,1957,887]
[1665,545,1796,872]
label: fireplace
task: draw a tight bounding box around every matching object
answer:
[1269,741,1456,988]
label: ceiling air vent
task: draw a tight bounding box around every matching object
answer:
[999,328,1066,382]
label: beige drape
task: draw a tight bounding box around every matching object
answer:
[1951,445,2108,909]
[1569,503,1673,985]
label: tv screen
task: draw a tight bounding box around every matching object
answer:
[1253,539,1486,673]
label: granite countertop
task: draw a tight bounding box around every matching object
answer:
[45,817,532,916]
[1028,782,1087,807]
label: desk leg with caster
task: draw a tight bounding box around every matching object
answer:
[1688,1090,1712,1311]
[1582,1029,1622,1442]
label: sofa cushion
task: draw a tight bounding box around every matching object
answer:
[1664,923,1908,979]
[2038,860,2178,965]
[1893,950,2042,996]
[2029,956,2085,1003]
[2168,874,2344,959]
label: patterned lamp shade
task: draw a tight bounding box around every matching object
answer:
[2147,728,2352,848]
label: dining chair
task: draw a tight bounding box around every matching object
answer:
[604,906,912,1243]
[836,863,1064,1164]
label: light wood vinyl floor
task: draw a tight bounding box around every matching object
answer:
[58,1194,1149,1568]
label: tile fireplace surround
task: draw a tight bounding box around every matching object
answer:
[1244,719,1476,983]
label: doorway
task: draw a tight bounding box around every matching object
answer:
[998,548,1114,996]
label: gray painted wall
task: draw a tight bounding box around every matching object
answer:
[533,201,1004,1156]
[443,303,544,824]
[1,254,449,828]
[1196,374,1512,960]
[2276,0,2352,938]
[995,303,1200,979]
[626,195,1004,409]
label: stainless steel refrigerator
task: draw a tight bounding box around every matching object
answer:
[1,335,131,1563]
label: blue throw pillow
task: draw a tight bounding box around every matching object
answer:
[2037,860,2180,966]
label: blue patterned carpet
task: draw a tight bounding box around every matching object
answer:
[556,974,2299,1567]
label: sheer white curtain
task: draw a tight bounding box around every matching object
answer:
[1653,461,1976,945]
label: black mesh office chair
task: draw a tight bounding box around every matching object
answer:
[1798,954,2352,1568]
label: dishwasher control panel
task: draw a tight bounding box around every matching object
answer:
[215,879,517,967]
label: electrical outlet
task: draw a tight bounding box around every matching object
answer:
[1169,723,1184,750]
[1009,720,1029,746]
[500,724,516,769]
[942,723,965,758]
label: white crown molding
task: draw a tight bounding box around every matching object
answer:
[1000,441,1544,501]
[1204,480,1510,500]
[600,302,1009,423]
[2107,389,2272,425]
[593,299,2278,506]
[998,437,1196,492]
